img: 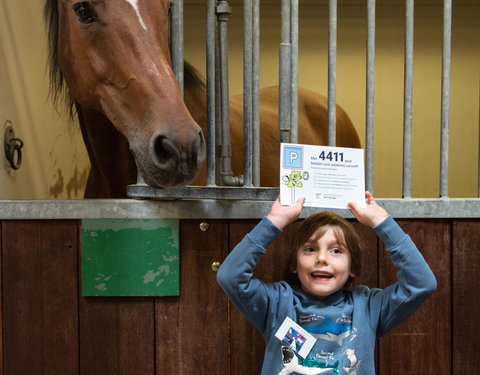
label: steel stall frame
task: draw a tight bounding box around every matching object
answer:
[136,0,480,213]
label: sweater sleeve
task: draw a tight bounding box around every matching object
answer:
[366,216,437,337]
[216,217,288,335]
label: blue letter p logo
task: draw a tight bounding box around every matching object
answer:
[284,146,303,169]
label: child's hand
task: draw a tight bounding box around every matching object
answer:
[348,191,389,228]
[267,195,305,230]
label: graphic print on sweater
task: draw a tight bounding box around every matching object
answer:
[278,346,338,375]
[302,314,352,346]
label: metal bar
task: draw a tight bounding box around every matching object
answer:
[402,0,414,198]
[478,79,480,198]
[170,0,184,95]
[215,28,223,185]
[4,198,480,220]
[217,1,241,186]
[206,0,216,186]
[328,0,337,146]
[365,0,376,194]
[290,0,299,144]
[440,0,452,198]
[243,0,253,186]
[279,0,291,143]
[252,0,261,186]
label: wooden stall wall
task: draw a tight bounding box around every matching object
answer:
[0,218,478,374]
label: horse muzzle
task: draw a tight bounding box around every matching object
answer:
[134,129,206,188]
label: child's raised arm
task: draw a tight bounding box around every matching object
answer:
[348,191,389,228]
[266,195,305,230]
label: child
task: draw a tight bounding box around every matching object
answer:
[217,192,436,375]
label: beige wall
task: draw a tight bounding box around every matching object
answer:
[0,0,478,198]
[0,0,88,199]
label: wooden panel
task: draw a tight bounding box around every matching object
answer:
[452,220,480,374]
[2,220,79,375]
[155,220,229,374]
[79,297,155,374]
[378,220,451,374]
[0,221,3,375]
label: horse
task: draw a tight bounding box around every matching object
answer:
[44,0,361,198]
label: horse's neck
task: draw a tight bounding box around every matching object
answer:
[76,103,137,198]
[183,81,207,133]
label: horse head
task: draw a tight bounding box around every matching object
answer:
[45,0,205,190]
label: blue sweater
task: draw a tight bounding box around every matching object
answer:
[217,216,437,375]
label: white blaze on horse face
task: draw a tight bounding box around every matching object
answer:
[124,0,147,31]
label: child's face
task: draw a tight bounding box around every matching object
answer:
[296,226,353,300]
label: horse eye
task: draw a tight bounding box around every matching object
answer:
[73,2,97,24]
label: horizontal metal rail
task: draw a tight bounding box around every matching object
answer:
[1,199,480,220]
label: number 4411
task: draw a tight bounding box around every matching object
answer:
[318,151,344,162]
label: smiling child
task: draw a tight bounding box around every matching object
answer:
[217,192,436,375]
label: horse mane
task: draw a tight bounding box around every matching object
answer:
[43,0,205,119]
[44,0,76,118]
[184,61,206,93]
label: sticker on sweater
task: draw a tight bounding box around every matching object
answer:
[275,317,317,358]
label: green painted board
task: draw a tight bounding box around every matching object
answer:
[81,219,179,296]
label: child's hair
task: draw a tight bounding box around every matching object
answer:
[289,211,362,288]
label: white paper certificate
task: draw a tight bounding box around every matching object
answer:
[280,143,366,209]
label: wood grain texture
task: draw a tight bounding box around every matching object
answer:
[79,297,155,374]
[452,220,480,374]
[155,220,229,374]
[2,220,79,375]
[0,222,3,375]
[378,220,451,375]
[0,218,475,374]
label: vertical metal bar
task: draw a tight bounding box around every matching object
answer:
[215,26,223,185]
[328,0,337,146]
[206,0,216,186]
[159,0,183,187]
[478,79,480,198]
[170,0,184,95]
[440,0,452,198]
[402,0,414,198]
[252,0,261,186]
[243,0,253,186]
[365,0,376,194]
[290,0,299,144]
[217,1,240,186]
[279,0,291,144]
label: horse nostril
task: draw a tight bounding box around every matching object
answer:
[152,136,180,168]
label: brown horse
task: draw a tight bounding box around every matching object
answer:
[44,0,360,198]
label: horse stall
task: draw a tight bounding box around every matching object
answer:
[1,0,480,374]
